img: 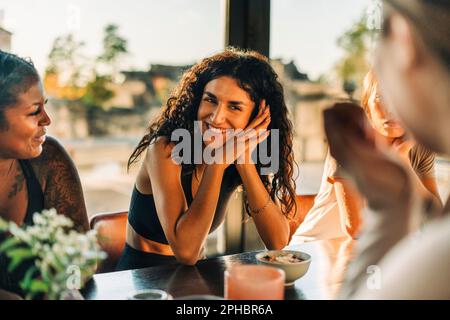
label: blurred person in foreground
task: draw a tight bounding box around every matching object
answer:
[324,0,450,299]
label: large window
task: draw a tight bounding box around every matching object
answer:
[270,0,450,201]
[1,0,223,214]
[1,0,227,255]
[271,0,375,195]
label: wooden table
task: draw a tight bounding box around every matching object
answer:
[83,237,355,300]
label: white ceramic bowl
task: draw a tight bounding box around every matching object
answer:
[127,289,173,300]
[256,250,311,286]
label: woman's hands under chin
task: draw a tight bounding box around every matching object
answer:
[323,103,414,211]
[205,100,271,170]
[235,99,271,167]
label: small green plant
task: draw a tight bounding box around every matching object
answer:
[0,209,106,300]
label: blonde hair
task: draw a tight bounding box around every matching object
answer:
[361,69,378,117]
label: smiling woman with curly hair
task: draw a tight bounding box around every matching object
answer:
[117,48,297,270]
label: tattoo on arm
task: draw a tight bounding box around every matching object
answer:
[8,172,25,199]
[36,138,89,232]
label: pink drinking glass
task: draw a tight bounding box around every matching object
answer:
[224,265,285,300]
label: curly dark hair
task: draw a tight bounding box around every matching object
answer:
[129,48,297,219]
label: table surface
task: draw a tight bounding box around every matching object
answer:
[82,237,355,300]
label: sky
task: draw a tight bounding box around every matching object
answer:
[0,0,373,80]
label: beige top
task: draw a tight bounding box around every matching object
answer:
[290,145,435,243]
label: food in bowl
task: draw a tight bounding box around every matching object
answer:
[256,250,311,286]
[261,252,305,264]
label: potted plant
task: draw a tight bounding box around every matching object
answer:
[0,209,106,300]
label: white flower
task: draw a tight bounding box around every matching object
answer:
[0,208,106,300]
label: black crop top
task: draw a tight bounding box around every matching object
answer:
[127,168,237,244]
[0,159,44,295]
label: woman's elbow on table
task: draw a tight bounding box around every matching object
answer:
[174,250,199,266]
[171,244,201,266]
[266,236,289,251]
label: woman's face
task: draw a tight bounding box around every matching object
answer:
[375,13,447,152]
[197,76,256,145]
[366,87,405,138]
[0,81,51,159]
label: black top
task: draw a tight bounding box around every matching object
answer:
[19,159,45,224]
[127,168,237,244]
[0,159,44,295]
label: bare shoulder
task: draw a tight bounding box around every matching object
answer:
[40,135,74,163]
[148,136,176,156]
[30,136,76,179]
[146,136,179,167]
[30,136,89,231]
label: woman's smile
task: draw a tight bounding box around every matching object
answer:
[206,123,230,134]
[33,131,47,144]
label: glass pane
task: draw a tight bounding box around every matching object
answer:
[1,0,225,255]
[269,0,449,237]
[271,0,375,194]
